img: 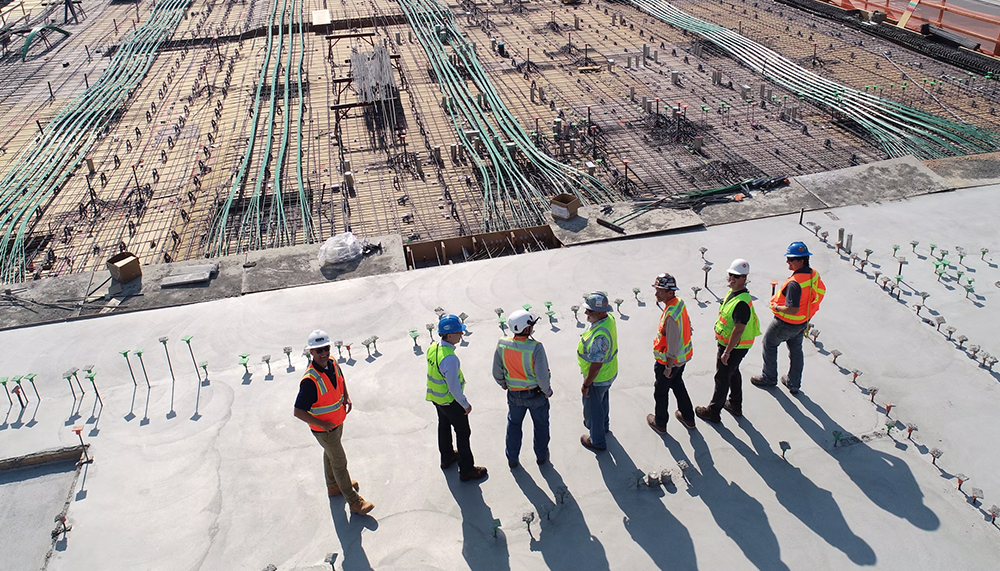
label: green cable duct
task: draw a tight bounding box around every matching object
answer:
[630,0,1000,159]
[397,0,623,231]
[0,0,190,283]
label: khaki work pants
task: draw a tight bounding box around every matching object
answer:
[312,425,359,504]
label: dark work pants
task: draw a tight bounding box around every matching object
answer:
[436,401,475,474]
[654,362,694,426]
[708,345,749,415]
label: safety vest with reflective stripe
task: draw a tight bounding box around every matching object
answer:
[577,315,618,385]
[772,269,826,324]
[653,297,693,365]
[426,342,465,404]
[714,291,762,349]
[303,362,347,431]
[497,337,540,390]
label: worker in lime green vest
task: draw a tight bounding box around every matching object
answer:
[427,314,488,482]
[579,292,618,451]
[696,259,761,423]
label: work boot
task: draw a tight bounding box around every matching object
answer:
[536,456,548,466]
[580,435,606,451]
[750,375,777,387]
[459,466,489,482]
[646,413,667,434]
[781,375,800,395]
[328,480,359,497]
[695,406,721,423]
[723,400,743,417]
[674,410,696,429]
[440,450,460,469]
[349,496,374,515]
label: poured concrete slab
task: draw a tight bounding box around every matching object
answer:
[924,152,1000,190]
[1,184,1000,570]
[795,156,951,206]
[547,204,704,246]
[698,178,826,226]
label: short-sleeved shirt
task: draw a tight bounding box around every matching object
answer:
[726,289,751,325]
[294,361,339,411]
[781,267,812,308]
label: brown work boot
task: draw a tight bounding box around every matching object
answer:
[440,450,460,469]
[328,480,360,497]
[459,466,488,482]
[646,413,667,434]
[695,406,721,423]
[675,410,696,429]
[349,495,374,515]
[723,400,743,417]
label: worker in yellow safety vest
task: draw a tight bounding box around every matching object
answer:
[293,329,374,515]
[578,292,618,452]
[752,241,826,395]
[427,314,488,482]
[696,259,761,423]
[493,309,553,468]
[646,273,697,433]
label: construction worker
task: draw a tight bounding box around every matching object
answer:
[751,241,826,395]
[293,330,374,515]
[579,292,618,451]
[493,309,553,468]
[696,259,761,423]
[646,273,696,433]
[427,314,488,482]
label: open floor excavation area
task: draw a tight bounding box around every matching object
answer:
[3,0,1000,569]
[2,183,1000,569]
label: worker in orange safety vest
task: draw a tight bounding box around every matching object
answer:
[751,241,826,395]
[646,273,697,433]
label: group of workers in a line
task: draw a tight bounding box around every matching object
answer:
[292,241,825,514]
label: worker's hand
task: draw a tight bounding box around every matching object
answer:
[721,351,731,366]
[464,404,472,415]
[545,389,554,399]
[581,383,590,398]
[344,395,353,415]
[319,420,337,432]
[666,365,676,379]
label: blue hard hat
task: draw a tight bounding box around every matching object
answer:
[785,241,812,258]
[438,314,467,335]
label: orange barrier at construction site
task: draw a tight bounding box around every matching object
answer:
[828,0,1000,55]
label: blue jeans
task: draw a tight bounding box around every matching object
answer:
[506,389,550,462]
[582,383,611,448]
[760,319,809,389]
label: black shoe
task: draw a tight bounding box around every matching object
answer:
[508,459,519,469]
[723,400,743,417]
[695,406,721,423]
[440,450,459,469]
[536,456,548,466]
[460,466,488,482]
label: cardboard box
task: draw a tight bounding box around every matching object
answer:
[550,193,581,221]
[106,252,142,283]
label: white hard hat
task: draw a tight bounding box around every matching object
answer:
[727,258,750,276]
[508,309,539,335]
[306,329,332,349]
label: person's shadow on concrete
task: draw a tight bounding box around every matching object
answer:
[598,436,697,570]
[778,391,940,531]
[446,473,511,571]
[512,464,610,570]
[719,417,877,564]
[680,431,790,571]
[329,500,378,571]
